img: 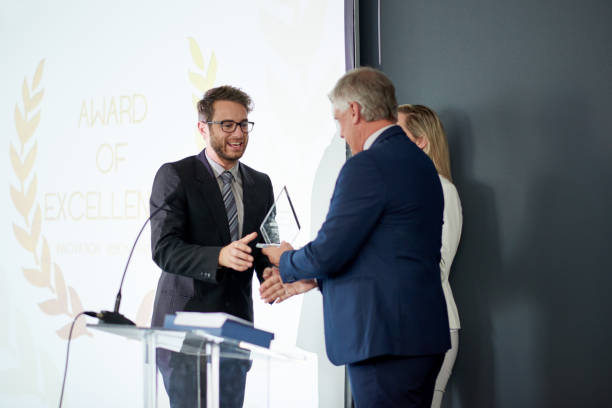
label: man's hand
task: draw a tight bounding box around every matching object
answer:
[218,232,258,271]
[261,241,294,266]
[260,266,317,304]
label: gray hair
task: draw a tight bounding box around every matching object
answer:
[328,67,397,121]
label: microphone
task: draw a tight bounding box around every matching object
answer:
[87,190,179,326]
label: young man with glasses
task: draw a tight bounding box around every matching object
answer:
[149,85,275,408]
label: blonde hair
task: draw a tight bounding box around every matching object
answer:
[397,104,453,181]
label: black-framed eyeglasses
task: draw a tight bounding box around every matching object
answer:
[206,120,254,133]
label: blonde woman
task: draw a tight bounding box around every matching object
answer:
[398,104,462,408]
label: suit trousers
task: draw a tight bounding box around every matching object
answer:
[157,338,251,408]
[348,353,444,408]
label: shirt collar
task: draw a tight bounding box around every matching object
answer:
[204,148,240,179]
[363,124,396,150]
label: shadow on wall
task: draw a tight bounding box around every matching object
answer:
[439,109,498,408]
[296,131,346,408]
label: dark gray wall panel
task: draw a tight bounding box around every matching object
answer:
[359,1,612,407]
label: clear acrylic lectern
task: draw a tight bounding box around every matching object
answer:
[88,324,316,408]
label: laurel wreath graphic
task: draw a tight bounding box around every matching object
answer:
[10,59,90,340]
[9,47,209,340]
[188,37,217,148]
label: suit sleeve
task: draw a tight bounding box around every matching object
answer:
[150,163,221,283]
[280,155,385,282]
[253,176,275,283]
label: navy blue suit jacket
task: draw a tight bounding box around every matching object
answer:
[280,126,450,365]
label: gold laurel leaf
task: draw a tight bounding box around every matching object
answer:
[23,268,47,288]
[22,142,38,182]
[189,71,206,91]
[14,105,40,146]
[25,89,44,114]
[56,322,71,339]
[28,110,41,141]
[188,37,205,71]
[135,290,156,327]
[23,175,38,220]
[9,142,26,183]
[14,104,28,146]
[205,51,218,90]
[57,316,91,340]
[15,59,91,340]
[56,318,93,341]
[53,263,68,313]
[192,93,200,109]
[32,59,45,91]
[76,325,93,338]
[13,223,35,254]
[9,185,29,222]
[41,237,51,287]
[22,79,31,113]
[68,286,84,317]
[38,298,63,315]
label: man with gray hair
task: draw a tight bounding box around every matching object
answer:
[260,67,450,407]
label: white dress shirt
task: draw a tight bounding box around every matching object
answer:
[363,124,396,150]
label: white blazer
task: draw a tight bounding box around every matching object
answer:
[439,175,462,329]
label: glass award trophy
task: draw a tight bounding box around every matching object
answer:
[256,186,301,248]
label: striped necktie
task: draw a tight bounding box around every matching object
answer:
[220,171,239,241]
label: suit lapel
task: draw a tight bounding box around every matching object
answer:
[240,163,257,237]
[194,150,231,243]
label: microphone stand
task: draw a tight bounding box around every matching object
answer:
[86,191,178,325]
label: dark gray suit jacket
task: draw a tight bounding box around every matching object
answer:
[150,149,274,326]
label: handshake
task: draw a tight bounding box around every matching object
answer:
[259,242,317,304]
[217,233,316,304]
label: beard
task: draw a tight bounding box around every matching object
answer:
[209,130,248,162]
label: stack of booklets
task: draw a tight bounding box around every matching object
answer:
[163,312,274,348]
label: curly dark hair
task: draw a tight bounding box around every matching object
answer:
[197,85,253,122]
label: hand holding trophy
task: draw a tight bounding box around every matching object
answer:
[256,186,301,248]
[258,186,316,303]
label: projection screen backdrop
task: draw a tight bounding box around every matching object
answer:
[0,1,347,406]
